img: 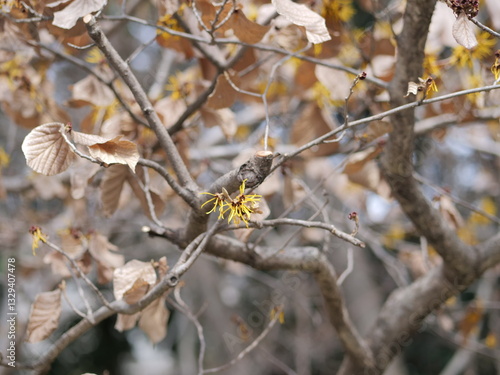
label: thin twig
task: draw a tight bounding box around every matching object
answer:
[174,286,207,375]
[337,247,354,286]
[61,281,88,321]
[30,41,149,128]
[125,36,157,65]
[137,158,197,207]
[66,265,95,323]
[325,72,366,144]
[414,173,500,225]
[211,0,236,33]
[270,83,500,174]
[60,130,107,166]
[135,166,164,227]
[203,305,283,374]
[44,240,114,311]
[272,199,329,258]
[100,14,388,89]
[469,18,500,38]
[233,218,366,248]
[84,15,198,190]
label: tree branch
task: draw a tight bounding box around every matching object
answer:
[380,0,475,276]
[204,234,374,368]
[29,223,219,373]
[83,15,198,191]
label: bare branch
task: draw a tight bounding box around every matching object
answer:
[204,234,374,368]
[173,286,207,375]
[469,17,500,38]
[381,0,475,276]
[29,224,220,372]
[230,218,365,248]
[203,305,284,374]
[84,15,198,191]
[44,240,114,312]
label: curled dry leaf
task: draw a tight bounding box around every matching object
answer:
[72,131,140,171]
[157,256,169,279]
[290,103,339,157]
[122,278,152,304]
[115,312,141,332]
[51,0,108,30]
[25,289,62,343]
[43,251,72,278]
[87,136,139,171]
[89,232,124,284]
[206,73,240,109]
[155,96,188,128]
[346,160,391,199]
[70,159,101,199]
[343,145,383,175]
[138,295,170,344]
[200,107,237,141]
[229,9,271,44]
[100,164,129,217]
[271,0,330,44]
[452,13,478,49]
[58,228,87,258]
[68,73,115,108]
[113,259,157,301]
[21,122,76,176]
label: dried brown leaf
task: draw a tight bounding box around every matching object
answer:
[155,96,188,128]
[113,259,157,301]
[200,107,237,141]
[343,145,383,175]
[122,278,151,304]
[206,73,240,109]
[347,160,391,199]
[157,256,169,279]
[68,74,115,108]
[43,251,72,278]
[290,103,339,157]
[88,136,139,171]
[25,289,62,343]
[70,159,101,199]
[138,295,170,344]
[22,122,76,176]
[100,164,129,217]
[271,0,330,44]
[88,232,124,269]
[51,0,108,30]
[58,228,87,258]
[195,0,233,32]
[115,312,141,332]
[230,10,270,44]
[452,13,477,49]
[31,174,68,200]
